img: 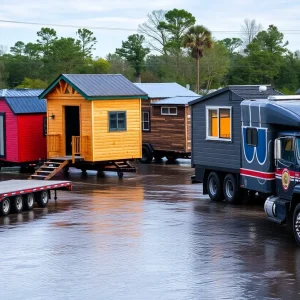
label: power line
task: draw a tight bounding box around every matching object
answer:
[1,19,300,35]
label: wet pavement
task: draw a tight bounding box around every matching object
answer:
[0,160,300,300]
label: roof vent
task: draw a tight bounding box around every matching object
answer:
[259,85,267,92]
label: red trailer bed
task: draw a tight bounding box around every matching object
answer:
[0,180,72,216]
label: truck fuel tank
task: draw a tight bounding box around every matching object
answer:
[264,196,288,224]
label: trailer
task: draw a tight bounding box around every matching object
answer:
[0,179,72,216]
[189,86,300,245]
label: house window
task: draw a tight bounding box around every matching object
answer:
[246,128,258,146]
[0,113,5,158]
[161,107,177,115]
[206,106,231,140]
[142,111,150,131]
[43,116,47,136]
[109,111,127,131]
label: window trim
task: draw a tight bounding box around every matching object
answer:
[108,111,127,132]
[0,113,6,158]
[206,106,232,141]
[161,107,178,115]
[142,110,151,132]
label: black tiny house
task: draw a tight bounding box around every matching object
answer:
[189,85,282,191]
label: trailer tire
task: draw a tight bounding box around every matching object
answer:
[223,174,240,204]
[118,171,124,179]
[11,195,24,213]
[293,203,300,246]
[24,193,35,211]
[37,191,49,208]
[207,172,223,202]
[140,146,153,164]
[0,197,10,216]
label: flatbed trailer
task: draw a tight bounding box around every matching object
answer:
[0,180,72,216]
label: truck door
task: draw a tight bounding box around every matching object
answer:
[276,137,296,200]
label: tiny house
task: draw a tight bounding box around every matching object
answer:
[134,83,200,163]
[39,74,147,176]
[0,89,47,171]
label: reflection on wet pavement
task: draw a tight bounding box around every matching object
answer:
[0,160,299,300]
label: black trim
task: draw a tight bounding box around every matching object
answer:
[0,113,6,159]
[43,116,47,136]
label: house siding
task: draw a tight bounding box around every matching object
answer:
[0,98,19,162]
[191,91,241,171]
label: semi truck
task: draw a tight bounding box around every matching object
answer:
[190,93,300,245]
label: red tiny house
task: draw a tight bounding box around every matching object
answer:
[0,89,46,168]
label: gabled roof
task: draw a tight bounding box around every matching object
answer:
[152,96,201,106]
[0,89,46,114]
[189,85,282,105]
[40,74,148,100]
[134,83,199,98]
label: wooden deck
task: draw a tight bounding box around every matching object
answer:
[49,156,84,162]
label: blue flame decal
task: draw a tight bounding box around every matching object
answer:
[256,128,267,164]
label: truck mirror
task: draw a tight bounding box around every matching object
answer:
[275,139,281,160]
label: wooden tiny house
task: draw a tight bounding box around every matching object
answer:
[134,83,200,163]
[0,89,47,171]
[37,74,147,178]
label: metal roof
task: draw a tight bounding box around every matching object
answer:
[4,97,46,114]
[134,83,199,98]
[0,89,44,97]
[40,74,148,99]
[189,85,282,105]
[152,96,201,106]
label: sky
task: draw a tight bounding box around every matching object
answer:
[1,0,300,57]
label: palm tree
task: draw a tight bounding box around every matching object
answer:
[183,25,213,93]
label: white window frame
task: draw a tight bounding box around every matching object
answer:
[142,111,150,131]
[206,106,232,141]
[161,107,178,115]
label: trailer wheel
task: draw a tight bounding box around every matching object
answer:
[166,155,177,163]
[140,146,153,164]
[207,172,223,202]
[117,171,124,179]
[293,203,300,246]
[24,193,35,211]
[223,174,240,204]
[11,195,23,213]
[0,198,10,216]
[37,191,49,208]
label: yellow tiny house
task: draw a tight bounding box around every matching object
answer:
[36,74,147,178]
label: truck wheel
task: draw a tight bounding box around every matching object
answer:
[223,174,240,204]
[37,191,49,208]
[0,198,10,216]
[24,193,35,211]
[166,155,177,163]
[207,172,223,202]
[140,146,153,164]
[293,203,300,246]
[11,195,24,213]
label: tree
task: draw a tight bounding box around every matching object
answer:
[37,27,57,54]
[16,77,48,89]
[76,28,97,58]
[107,53,134,80]
[159,9,196,55]
[24,43,42,60]
[183,25,213,93]
[138,10,169,55]
[116,34,150,82]
[241,19,262,46]
[218,38,242,55]
[10,41,25,56]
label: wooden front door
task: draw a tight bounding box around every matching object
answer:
[65,106,80,155]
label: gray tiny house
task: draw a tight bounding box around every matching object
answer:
[189,85,282,194]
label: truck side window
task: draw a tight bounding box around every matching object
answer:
[281,138,295,162]
[246,128,258,146]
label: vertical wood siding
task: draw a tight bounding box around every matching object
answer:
[18,114,47,162]
[0,99,18,162]
[93,99,142,161]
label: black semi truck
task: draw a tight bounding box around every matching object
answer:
[190,91,300,245]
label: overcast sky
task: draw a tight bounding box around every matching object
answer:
[1,0,300,57]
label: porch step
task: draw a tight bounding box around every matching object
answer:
[29,160,69,180]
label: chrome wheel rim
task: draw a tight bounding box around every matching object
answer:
[41,192,48,204]
[27,195,34,207]
[295,212,300,239]
[209,177,217,196]
[3,199,9,214]
[16,197,23,210]
[225,180,234,199]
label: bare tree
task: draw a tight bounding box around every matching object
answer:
[0,45,7,56]
[138,10,169,55]
[241,19,262,46]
